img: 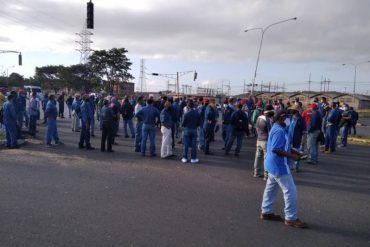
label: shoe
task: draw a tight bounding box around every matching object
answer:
[46,144,54,148]
[284,219,308,228]
[78,145,85,149]
[91,134,95,137]
[9,145,20,149]
[253,174,264,178]
[181,158,188,163]
[324,150,332,154]
[101,149,106,152]
[150,153,157,157]
[204,152,214,155]
[221,147,225,150]
[305,160,317,165]
[125,135,129,138]
[234,153,239,157]
[190,158,199,164]
[54,142,63,146]
[86,146,95,150]
[260,213,283,221]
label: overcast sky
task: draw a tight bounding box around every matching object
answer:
[1,0,370,95]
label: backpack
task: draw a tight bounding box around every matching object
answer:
[235,112,245,131]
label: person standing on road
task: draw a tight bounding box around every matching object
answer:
[71,94,82,132]
[260,110,307,228]
[28,92,40,136]
[348,107,358,136]
[338,104,352,148]
[134,96,145,152]
[66,95,74,118]
[253,104,274,178]
[287,104,307,172]
[79,95,95,150]
[221,98,235,150]
[324,102,341,154]
[3,94,19,149]
[306,104,323,164]
[160,101,174,159]
[57,93,65,118]
[136,98,160,157]
[89,94,96,137]
[182,99,201,164]
[41,92,49,124]
[225,103,249,157]
[100,99,114,152]
[121,96,135,138]
[203,98,217,155]
[45,95,61,147]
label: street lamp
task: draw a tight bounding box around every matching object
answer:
[244,17,297,96]
[342,61,370,104]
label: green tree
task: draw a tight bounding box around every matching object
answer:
[8,72,24,88]
[35,65,65,93]
[88,48,134,94]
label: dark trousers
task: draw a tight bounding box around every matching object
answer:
[325,125,337,151]
[204,124,215,153]
[79,121,91,147]
[225,131,244,154]
[101,123,113,151]
[29,115,37,135]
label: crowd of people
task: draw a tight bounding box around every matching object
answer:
[0,88,361,228]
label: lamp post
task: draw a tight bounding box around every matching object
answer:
[342,61,370,104]
[244,17,297,96]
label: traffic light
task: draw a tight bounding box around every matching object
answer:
[87,1,94,29]
[18,53,22,66]
[193,71,197,81]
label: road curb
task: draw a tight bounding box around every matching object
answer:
[348,137,370,145]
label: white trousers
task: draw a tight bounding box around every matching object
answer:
[161,126,173,158]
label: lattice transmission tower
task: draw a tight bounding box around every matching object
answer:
[75,21,93,64]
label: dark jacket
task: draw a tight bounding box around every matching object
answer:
[183,109,200,129]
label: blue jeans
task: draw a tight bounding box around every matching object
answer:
[135,121,143,152]
[341,126,349,146]
[5,123,18,147]
[79,120,91,146]
[174,121,180,138]
[225,131,244,154]
[17,111,25,129]
[183,128,197,160]
[222,124,232,147]
[124,118,135,137]
[325,125,337,151]
[46,118,60,145]
[67,105,72,117]
[141,124,156,155]
[308,130,320,163]
[261,173,298,221]
[198,127,205,150]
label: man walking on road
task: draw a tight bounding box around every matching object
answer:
[100,99,114,153]
[260,110,307,228]
[79,95,95,150]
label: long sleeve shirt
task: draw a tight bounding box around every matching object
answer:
[45,100,58,119]
[136,105,160,125]
[160,109,173,128]
[3,100,17,124]
[182,109,200,129]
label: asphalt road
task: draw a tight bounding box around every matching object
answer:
[1,118,370,247]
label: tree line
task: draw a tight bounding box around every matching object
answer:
[0,48,134,94]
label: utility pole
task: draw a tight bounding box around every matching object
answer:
[320,75,323,93]
[138,58,146,92]
[307,73,312,97]
[327,78,331,92]
[268,82,271,97]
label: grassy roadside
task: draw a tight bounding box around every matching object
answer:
[348,136,370,145]
[0,131,5,140]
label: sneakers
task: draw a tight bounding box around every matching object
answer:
[181,158,188,163]
[46,144,54,148]
[284,219,308,228]
[190,158,199,164]
[260,213,283,221]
